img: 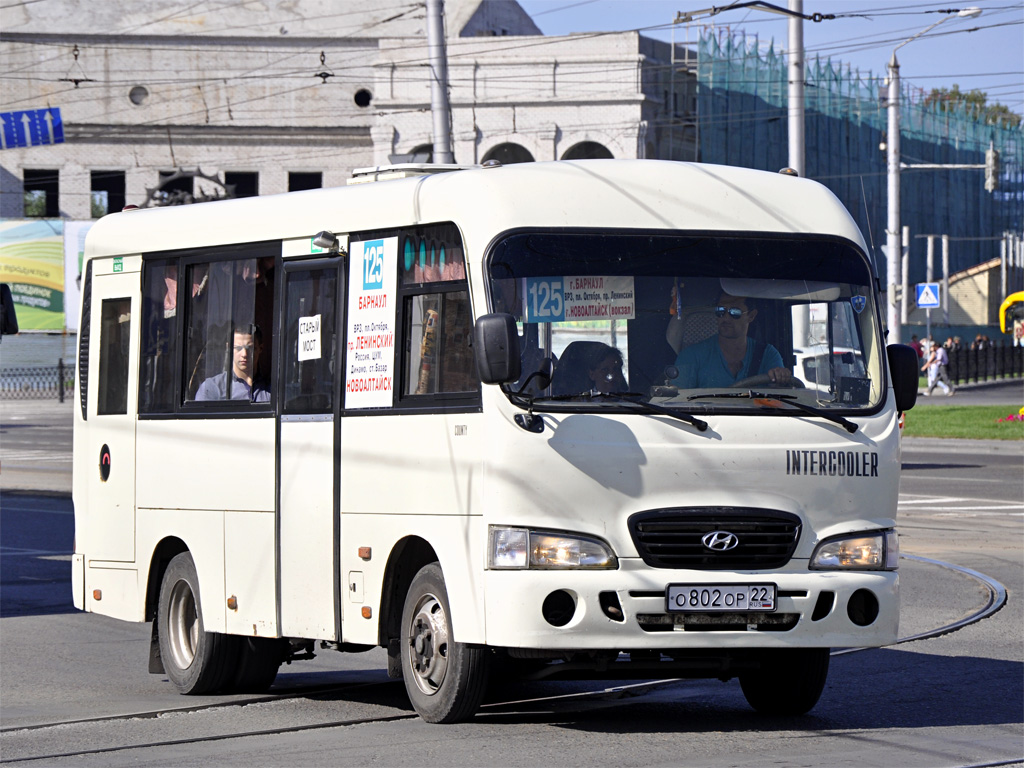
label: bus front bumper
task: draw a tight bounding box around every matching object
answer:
[483,558,899,651]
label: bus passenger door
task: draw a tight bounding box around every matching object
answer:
[278,258,342,640]
[81,262,139,563]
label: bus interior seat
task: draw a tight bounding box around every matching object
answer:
[666,306,718,355]
[550,340,608,395]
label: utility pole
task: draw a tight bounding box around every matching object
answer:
[884,7,982,344]
[900,226,909,325]
[925,234,935,341]
[787,0,805,177]
[787,1,809,345]
[885,53,901,342]
[426,0,454,163]
[942,234,949,326]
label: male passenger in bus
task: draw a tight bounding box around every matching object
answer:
[670,293,792,388]
[195,325,270,402]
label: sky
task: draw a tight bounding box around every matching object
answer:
[517,1,1024,116]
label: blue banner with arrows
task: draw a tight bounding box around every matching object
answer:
[0,108,65,150]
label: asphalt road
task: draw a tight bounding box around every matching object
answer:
[1,384,1021,765]
[1,440,1021,766]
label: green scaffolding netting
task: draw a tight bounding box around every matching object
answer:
[697,31,1023,283]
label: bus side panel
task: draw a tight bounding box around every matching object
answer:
[339,515,486,647]
[279,419,336,640]
[339,412,486,646]
[225,510,277,637]
[137,508,227,632]
[83,566,139,622]
[77,264,141,565]
[136,419,275,512]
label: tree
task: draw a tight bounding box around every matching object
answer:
[924,84,1021,129]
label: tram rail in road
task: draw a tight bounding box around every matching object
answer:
[0,552,1010,765]
[0,418,1020,767]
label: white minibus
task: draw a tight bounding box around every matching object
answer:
[72,159,918,722]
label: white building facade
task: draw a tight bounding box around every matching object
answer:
[0,0,696,218]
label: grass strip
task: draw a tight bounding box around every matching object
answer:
[903,404,1024,440]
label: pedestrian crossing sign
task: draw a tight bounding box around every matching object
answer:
[916,282,940,309]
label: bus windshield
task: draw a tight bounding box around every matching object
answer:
[487,231,884,412]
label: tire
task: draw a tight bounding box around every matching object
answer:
[157,552,239,695]
[740,648,830,716]
[400,562,489,723]
[229,637,287,693]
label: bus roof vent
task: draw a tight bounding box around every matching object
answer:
[347,163,476,185]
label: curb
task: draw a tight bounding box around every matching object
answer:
[917,377,1023,395]
[901,436,1024,455]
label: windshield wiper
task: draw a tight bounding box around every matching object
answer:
[516,390,708,431]
[687,390,858,433]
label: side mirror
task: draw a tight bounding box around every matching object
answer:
[517,357,553,395]
[887,344,918,413]
[0,284,19,336]
[474,313,521,385]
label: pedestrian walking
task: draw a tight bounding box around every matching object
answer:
[910,334,923,359]
[922,341,955,396]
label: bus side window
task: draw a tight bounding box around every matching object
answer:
[283,267,337,413]
[98,298,131,415]
[184,261,223,399]
[404,290,475,396]
[184,255,275,403]
[140,259,179,413]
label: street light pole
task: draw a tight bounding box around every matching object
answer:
[884,7,981,344]
[426,0,454,163]
[787,0,805,177]
[886,53,901,342]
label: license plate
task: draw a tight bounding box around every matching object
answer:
[666,584,777,612]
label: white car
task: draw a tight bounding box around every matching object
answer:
[793,345,867,395]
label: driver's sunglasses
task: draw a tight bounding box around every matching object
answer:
[715,306,748,319]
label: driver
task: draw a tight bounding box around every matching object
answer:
[670,293,791,388]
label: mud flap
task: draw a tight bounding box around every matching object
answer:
[387,637,402,679]
[148,621,165,674]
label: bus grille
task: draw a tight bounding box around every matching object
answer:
[627,508,801,570]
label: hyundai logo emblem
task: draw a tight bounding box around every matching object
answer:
[702,530,739,551]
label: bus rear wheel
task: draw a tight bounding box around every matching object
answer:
[739,648,830,715]
[157,552,238,694]
[400,563,489,723]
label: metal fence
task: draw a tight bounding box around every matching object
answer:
[948,344,1024,385]
[1,349,1019,401]
[0,360,74,401]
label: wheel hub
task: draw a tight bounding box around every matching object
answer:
[407,593,449,696]
[166,578,198,671]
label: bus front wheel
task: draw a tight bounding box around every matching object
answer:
[739,648,830,715]
[400,563,489,723]
[157,552,238,694]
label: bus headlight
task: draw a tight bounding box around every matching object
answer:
[488,526,618,570]
[810,530,899,570]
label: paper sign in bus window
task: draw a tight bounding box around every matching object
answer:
[524,276,635,323]
[298,313,321,361]
[346,237,398,408]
